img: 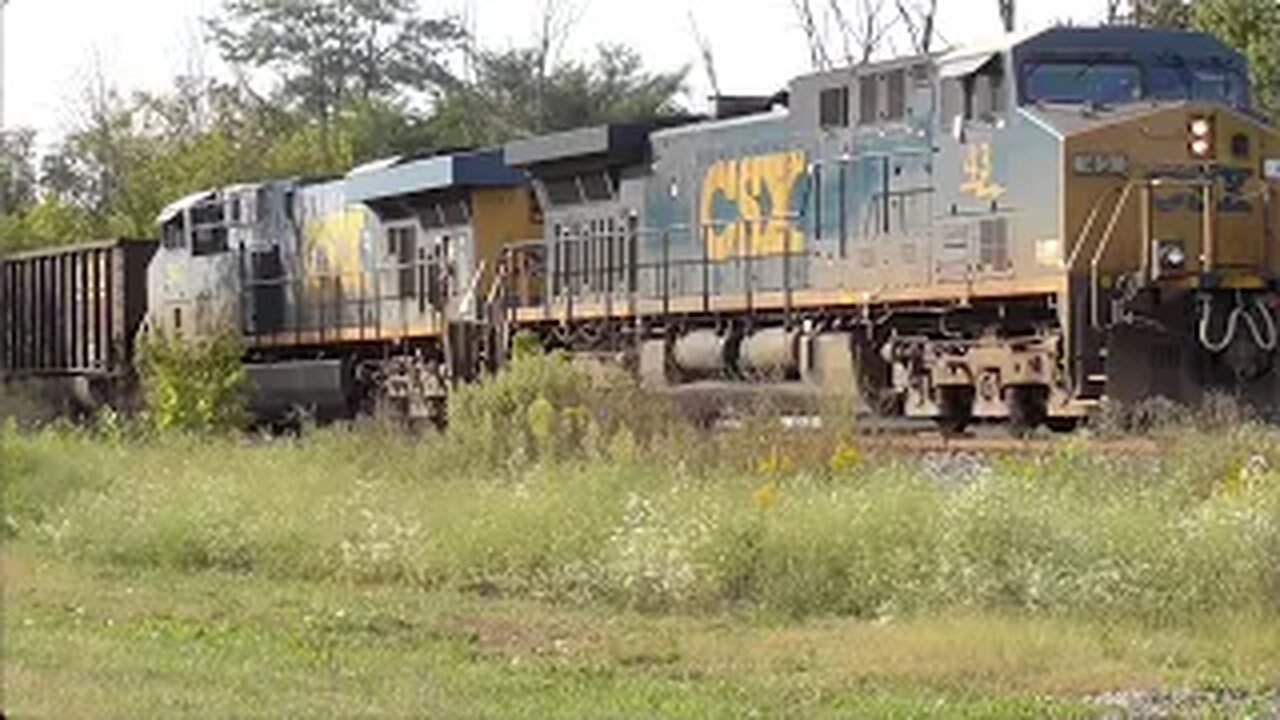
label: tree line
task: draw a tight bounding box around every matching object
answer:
[1,0,1277,256]
[0,0,687,254]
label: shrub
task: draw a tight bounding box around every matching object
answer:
[447,350,684,467]
[136,331,248,433]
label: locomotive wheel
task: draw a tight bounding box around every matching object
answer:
[936,386,974,435]
[1007,385,1048,436]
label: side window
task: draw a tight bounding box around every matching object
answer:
[967,57,1006,120]
[941,78,964,126]
[545,178,580,206]
[819,86,850,128]
[162,220,185,249]
[858,76,878,126]
[886,70,907,121]
[190,201,228,256]
[386,226,417,299]
[580,172,615,202]
[192,227,229,256]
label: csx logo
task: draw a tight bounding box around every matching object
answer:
[1151,166,1254,214]
[699,150,807,261]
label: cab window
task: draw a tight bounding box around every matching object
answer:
[1148,65,1248,107]
[967,61,1007,118]
[189,201,229,256]
[941,55,1007,124]
[1023,61,1141,105]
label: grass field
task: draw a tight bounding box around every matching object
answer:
[3,356,1280,716]
[7,543,1279,718]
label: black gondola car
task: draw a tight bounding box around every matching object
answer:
[0,239,157,411]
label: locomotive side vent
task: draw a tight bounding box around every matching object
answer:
[978,218,1010,272]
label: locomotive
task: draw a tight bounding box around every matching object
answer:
[3,25,1279,430]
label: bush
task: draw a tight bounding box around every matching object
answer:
[447,350,682,468]
[136,331,248,433]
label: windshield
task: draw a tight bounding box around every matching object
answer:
[1024,62,1142,104]
[1148,65,1247,106]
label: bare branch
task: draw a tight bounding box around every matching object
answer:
[791,0,831,71]
[999,0,1015,33]
[533,0,586,132]
[687,11,721,99]
[894,0,938,55]
[826,0,859,67]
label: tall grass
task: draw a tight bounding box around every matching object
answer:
[3,355,1278,623]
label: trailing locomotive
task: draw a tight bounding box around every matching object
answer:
[4,25,1279,430]
[145,149,538,424]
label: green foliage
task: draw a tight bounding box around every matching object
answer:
[1192,0,1280,120]
[433,44,689,146]
[136,332,249,433]
[509,330,545,361]
[446,351,678,468]
[6,405,1280,625]
[206,0,462,128]
[1132,0,1195,27]
[0,129,37,215]
[1129,0,1280,122]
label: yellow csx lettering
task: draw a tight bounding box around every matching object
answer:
[960,143,1006,201]
[699,150,806,261]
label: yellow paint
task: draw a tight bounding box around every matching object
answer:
[472,187,543,294]
[1064,104,1280,279]
[302,208,366,287]
[960,143,1005,201]
[699,150,807,261]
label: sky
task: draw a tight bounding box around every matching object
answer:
[2,0,1115,144]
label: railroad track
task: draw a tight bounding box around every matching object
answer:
[849,430,1160,455]
[722,414,1164,455]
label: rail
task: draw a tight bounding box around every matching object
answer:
[237,249,459,344]
[1075,177,1218,331]
[499,215,814,327]
[1088,182,1136,330]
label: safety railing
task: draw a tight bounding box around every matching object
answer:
[1068,177,1223,331]
[498,216,816,326]
[237,250,455,344]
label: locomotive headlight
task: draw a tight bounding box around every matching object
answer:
[1188,116,1215,159]
[1155,239,1187,275]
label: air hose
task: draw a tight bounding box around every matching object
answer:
[1198,291,1279,354]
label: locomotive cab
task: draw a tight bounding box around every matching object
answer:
[149,186,263,343]
[1018,29,1277,412]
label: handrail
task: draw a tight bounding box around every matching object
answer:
[1089,182,1136,329]
[1066,185,1125,272]
[458,259,486,321]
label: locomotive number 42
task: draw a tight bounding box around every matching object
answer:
[960,143,1006,202]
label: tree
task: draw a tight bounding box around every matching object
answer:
[206,0,463,159]
[433,44,688,147]
[791,0,940,70]
[0,129,36,216]
[1192,0,1280,120]
[1132,0,1193,28]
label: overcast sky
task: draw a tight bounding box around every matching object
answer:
[4,0,1113,143]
